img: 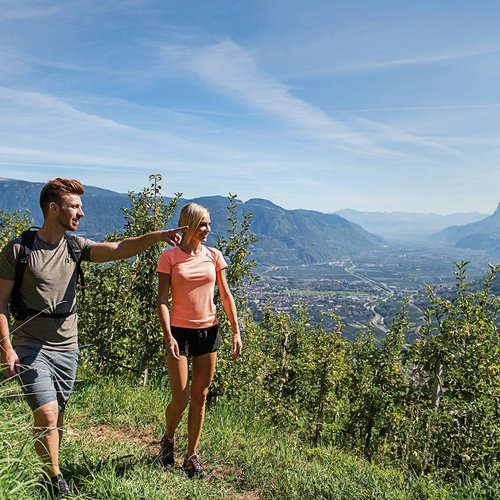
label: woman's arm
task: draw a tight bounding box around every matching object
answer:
[216,268,242,359]
[157,272,179,360]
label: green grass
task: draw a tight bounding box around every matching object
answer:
[0,382,44,499]
[1,376,497,499]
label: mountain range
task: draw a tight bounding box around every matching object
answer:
[336,208,487,240]
[432,202,500,257]
[1,178,498,264]
[0,178,383,266]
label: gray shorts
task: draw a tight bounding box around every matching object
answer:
[15,346,80,413]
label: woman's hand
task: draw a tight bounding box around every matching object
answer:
[232,332,242,360]
[164,336,180,360]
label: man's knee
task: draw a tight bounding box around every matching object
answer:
[33,402,59,429]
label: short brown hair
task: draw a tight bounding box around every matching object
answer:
[40,178,84,216]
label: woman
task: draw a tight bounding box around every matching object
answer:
[157,202,242,477]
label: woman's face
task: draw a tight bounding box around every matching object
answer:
[193,215,211,243]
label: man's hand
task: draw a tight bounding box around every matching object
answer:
[1,346,20,378]
[160,226,188,247]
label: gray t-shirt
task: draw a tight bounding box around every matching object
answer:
[0,232,94,351]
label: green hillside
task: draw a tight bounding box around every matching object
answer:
[0,178,384,265]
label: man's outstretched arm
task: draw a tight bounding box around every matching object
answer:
[89,227,188,263]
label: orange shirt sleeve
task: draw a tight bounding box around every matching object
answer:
[157,249,172,274]
[209,247,228,272]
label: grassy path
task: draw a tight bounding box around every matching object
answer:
[0,376,494,499]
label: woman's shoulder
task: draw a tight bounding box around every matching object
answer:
[204,246,227,269]
[159,245,181,260]
[204,246,223,258]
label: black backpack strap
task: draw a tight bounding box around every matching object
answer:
[64,234,87,300]
[65,234,82,262]
[10,229,37,320]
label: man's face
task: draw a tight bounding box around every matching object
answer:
[53,194,85,231]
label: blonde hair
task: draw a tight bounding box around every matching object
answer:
[178,203,210,243]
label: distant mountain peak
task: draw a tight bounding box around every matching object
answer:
[433,202,500,256]
[188,195,230,202]
[246,198,283,209]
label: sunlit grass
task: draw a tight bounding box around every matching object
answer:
[0,378,46,499]
[1,375,497,499]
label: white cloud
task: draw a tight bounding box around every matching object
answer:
[352,117,461,156]
[0,87,131,131]
[329,47,500,74]
[160,40,477,163]
[0,2,62,22]
[160,41,419,159]
[0,85,297,183]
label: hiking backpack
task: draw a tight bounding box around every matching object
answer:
[10,228,87,321]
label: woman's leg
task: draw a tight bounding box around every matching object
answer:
[187,352,217,456]
[165,355,190,438]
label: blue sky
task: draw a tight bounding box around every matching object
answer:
[0,0,499,214]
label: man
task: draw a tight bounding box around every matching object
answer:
[0,178,186,497]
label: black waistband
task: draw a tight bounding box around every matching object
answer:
[22,309,76,320]
[170,324,219,335]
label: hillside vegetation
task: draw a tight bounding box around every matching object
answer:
[1,177,499,498]
[0,178,383,265]
[2,377,493,499]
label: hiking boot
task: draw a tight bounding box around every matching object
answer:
[44,474,72,498]
[160,435,175,467]
[182,453,207,478]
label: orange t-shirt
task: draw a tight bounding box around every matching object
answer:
[156,246,228,329]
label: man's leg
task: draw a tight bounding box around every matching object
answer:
[49,349,78,451]
[33,401,61,477]
[16,348,62,476]
[58,411,64,448]
[18,348,78,481]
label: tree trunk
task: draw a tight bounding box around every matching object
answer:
[431,359,443,408]
[278,323,288,396]
[314,361,330,445]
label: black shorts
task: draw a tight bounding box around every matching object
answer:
[170,324,221,357]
